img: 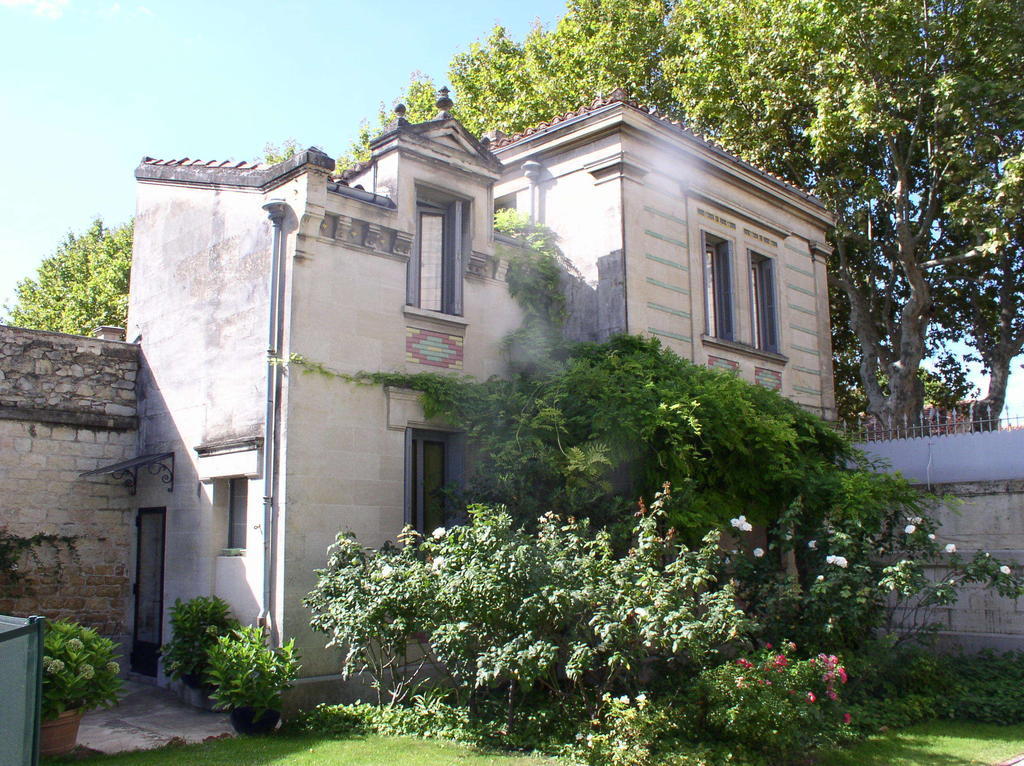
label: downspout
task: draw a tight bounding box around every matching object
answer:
[260,198,288,644]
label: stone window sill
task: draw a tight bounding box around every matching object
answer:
[219,548,246,557]
[701,334,788,365]
[403,305,469,332]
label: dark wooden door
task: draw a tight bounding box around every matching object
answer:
[130,507,165,676]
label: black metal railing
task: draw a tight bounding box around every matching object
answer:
[839,412,1024,443]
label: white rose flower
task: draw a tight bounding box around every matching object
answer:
[928,533,936,540]
[808,540,817,549]
[432,527,446,539]
[904,524,917,534]
[1000,565,1012,575]
[753,547,764,558]
[432,556,446,571]
[380,564,394,577]
[816,575,825,582]
[827,555,848,568]
[945,544,957,554]
[730,516,753,532]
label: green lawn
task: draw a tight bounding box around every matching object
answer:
[816,721,1024,765]
[45,734,556,766]
[45,722,1024,765]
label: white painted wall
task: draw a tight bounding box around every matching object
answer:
[858,429,1024,486]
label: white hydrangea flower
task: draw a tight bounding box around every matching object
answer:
[432,527,446,539]
[1000,565,1012,575]
[808,540,817,549]
[945,544,957,554]
[67,638,84,652]
[904,524,917,534]
[753,547,764,558]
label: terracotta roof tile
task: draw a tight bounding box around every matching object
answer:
[140,156,263,171]
[490,89,820,203]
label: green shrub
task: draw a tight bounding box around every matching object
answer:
[696,642,852,763]
[575,692,671,766]
[42,620,121,720]
[161,595,239,682]
[204,626,300,716]
[947,650,1024,724]
[306,486,749,717]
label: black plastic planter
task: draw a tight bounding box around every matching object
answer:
[229,707,281,735]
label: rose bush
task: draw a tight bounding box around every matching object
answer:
[697,642,852,763]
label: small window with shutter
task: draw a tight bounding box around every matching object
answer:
[750,252,779,353]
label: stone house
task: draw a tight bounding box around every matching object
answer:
[2,89,837,700]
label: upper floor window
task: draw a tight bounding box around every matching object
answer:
[749,252,779,353]
[408,190,468,315]
[702,232,734,341]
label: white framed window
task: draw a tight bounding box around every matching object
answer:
[702,231,734,341]
[407,190,468,315]
[749,251,779,353]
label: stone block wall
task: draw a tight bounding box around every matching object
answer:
[0,326,139,643]
[0,325,138,427]
[925,479,1024,651]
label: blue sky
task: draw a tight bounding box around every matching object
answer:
[0,0,565,307]
[1,0,1019,415]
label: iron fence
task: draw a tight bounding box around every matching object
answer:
[0,614,45,766]
[838,413,1024,443]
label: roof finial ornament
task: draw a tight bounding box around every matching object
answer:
[393,102,408,126]
[436,86,454,118]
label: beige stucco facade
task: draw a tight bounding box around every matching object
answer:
[493,96,836,418]
[119,92,836,698]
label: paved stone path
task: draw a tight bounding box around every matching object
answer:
[78,680,233,754]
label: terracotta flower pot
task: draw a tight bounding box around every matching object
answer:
[40,709,84,756]
[229,706,281,735]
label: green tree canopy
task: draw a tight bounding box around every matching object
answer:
[5,218,133,335]
[356,0,1024,425]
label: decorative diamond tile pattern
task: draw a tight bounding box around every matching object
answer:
[707,355,739,372]
[406,327,464,369]
[755,367,783,390]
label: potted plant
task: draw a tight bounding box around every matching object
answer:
[204,625,299,735]
[40,620,122,756]
[161,595,239,688]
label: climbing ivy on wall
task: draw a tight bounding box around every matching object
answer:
[0,530,78,590]
[288,212,919,542]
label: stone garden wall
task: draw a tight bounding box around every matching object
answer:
[859,432,1024,651]
[0,325,138,643]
